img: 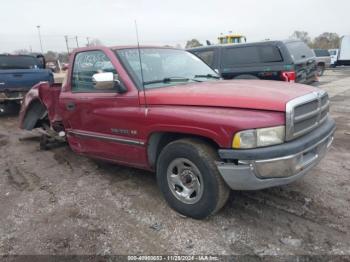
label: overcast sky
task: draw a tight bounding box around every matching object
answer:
[0,0,349,53]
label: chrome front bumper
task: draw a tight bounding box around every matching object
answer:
[217,121,335,190]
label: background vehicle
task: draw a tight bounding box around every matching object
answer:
[0,54,53,112]
[218,33,247,44]
[313,49,331,76]
[19,46,335,219]
[337,35,350,66]
[188,40,317,84]
[46,59,62,73]
[329,49,339,67]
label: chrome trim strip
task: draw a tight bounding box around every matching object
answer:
[285,90,329,141]
[321,100,330,111]
[294,109,319,123]
[68,130,145,146]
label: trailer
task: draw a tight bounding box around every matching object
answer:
[337,35,350,66]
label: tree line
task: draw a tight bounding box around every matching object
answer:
[185,31,342,49]
[11,31,342,61]
[290,31,340,49]
[12,38,103,63]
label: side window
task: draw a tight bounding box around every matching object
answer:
[72,50,117,92]
[222,47,260,67]
[286,41,314,61]
[194,50,215,67]
[260,46,283,63]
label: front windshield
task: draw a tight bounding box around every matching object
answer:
[116,48,219,89]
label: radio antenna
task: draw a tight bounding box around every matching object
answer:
[134,20,147,108]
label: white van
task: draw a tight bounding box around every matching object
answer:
[337,35,350,66]
[328,49,339,67]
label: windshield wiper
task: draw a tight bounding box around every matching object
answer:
[143,77,201,85]
[194,74,220,79]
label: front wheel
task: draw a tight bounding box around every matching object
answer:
[156,138,230,219]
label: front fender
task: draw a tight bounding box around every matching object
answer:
[19,82,62,130]
[143,106,285,148]
[19,83,42,129]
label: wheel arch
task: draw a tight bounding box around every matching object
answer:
[21,99,48,130]
[147,131,220,170]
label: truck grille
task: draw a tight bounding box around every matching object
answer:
[286,90,329,141]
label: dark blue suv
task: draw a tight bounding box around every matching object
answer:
[188,40,318,85]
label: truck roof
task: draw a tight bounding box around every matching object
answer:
[187,39,302,51]
[71,45,178,53]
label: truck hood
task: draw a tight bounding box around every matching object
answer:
[144,80,316,112]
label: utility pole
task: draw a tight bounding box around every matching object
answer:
[36,25,43,53]
[75,36,79,48]
[64,35,70,54]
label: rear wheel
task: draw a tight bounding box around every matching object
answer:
[317,64,325,76]
[156,138,230,219]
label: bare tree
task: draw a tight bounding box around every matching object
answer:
[312,32,340,49]
[290,31,312,45]
[44,51,58,61]
[185,39,203,49]
[13,49,31,55]
[58,52,69,63]
[86,38,103,47]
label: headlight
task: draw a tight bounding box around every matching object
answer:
[232,126,285,149]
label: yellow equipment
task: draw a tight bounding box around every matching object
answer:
[218,33,246,44]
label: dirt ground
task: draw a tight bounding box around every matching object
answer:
[0,69,350,257]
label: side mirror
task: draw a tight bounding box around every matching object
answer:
[92,72,127,93]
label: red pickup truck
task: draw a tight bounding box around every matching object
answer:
[19,46,335,219]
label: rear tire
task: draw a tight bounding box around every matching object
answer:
[156,138,230,219]
[317,64,325,76]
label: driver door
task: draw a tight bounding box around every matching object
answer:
[60,50,143,165]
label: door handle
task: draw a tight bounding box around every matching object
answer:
[66,102,76,111]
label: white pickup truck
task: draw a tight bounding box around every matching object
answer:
[313,49,331,76]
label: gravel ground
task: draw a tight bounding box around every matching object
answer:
[0,69,349,257]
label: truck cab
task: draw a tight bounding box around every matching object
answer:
[19,46,335,219]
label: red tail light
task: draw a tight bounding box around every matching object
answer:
[280,71,296,83]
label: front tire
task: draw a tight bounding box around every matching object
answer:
[156,138,230,219]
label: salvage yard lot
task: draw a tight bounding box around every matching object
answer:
[0,69,349,255]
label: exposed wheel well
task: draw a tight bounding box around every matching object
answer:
[147,132,219,170]
[22,99,48,130]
